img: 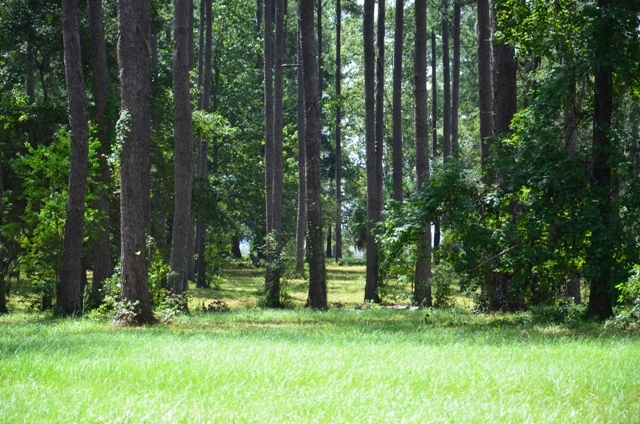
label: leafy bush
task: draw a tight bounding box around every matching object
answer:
[606,299,640,331]
[616,265,640,304]
[431,264,456,308]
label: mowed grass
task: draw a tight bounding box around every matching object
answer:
[1,262,640,423]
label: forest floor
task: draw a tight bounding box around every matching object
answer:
[1,261,640,422]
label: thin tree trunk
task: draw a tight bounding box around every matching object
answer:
[59,0,90,316]
[191,0,205,282]
[263,0,278,305]
[335,0,343,261]
[477,0,493,170]
[364,0,380,303]
[195,0,212,289]
[326,226,332,258]
[451,1,461,155]
[295,1,307,275]
[431,30,440,254]
[168,0,194,296]
[301,0,327,309]
[375,0,385,223]
[0,162,6,314]
[256,0,264,69]
[88,0,113,305]
[264,0,274,234]
[392,0,404,202]
[586,0,614,319]
[414,0,432,306]
[563,51,581,304]
[317,0,323,115]
[441,0,451,161]
[264,0,285,307]
[117,0,155,323]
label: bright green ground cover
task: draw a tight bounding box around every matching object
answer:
[1,263,639,423]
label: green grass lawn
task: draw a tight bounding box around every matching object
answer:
[1,262,639,423]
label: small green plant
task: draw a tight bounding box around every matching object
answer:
[606,299,640,331]
[431,264,456,308]
[616,265,640,304]
[155,290,189,323]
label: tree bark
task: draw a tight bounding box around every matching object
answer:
[392,0,404,202]
[317,0,323,115]
[441,0,451,161]
[335,0,343,261]
[117,0,155,323]
[264,0,285,307]
[195,0,212,289]
[414,0,432,306]
[490,2,518,311]
[301,0,328,309]
[586,0,614,319]
[326,226,332,258]
[59,0,90,317]
[375,0,385,223]
[88,0,113,305]
[431,30,440,254]
[477,0,493,170]
[168,0,194,296]
[295,1,307,275]
[451,1,461,155]
[364,0,380,303]
[563,51,581,304]
[0,162,6,314]
[491,6,517,138]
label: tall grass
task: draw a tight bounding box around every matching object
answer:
[1,262,639,422]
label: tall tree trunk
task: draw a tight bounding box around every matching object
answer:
[191,0,205,282]
[168,0,194,296]
[88,0,113,305]
[197,0,205,92]
[301,0,328,309]
[335,0,343,262]
[392,0,404,202]
[262,0,277,305]
[0,162,6,314]
[364,0,380,303]
[563,51,581,304]
[414,0,432,306]
[375,0,385,224]
[195,0,212,289]
[264,0,274,234]
[441,0,451,161]
[477,0,496,308]
[451,1,461,155]
[431,31,440,254]
[317,0,323,115]
[295,1,307,275]
[490,2,518,311]
[326,226,332,258]
[59,0,90,317]
[491,9,517,138]
[586,0,614,319]
[477,0,493,170]
[188,0,194,70]
[117,0,155,323]
[264,0,285,307]
[256,0,264,69]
